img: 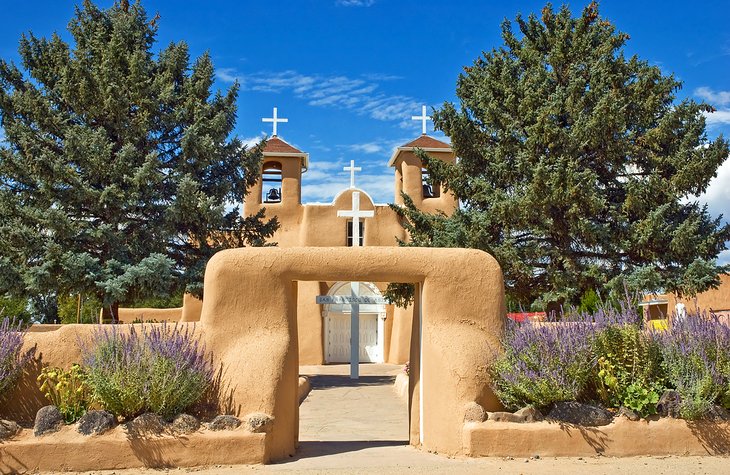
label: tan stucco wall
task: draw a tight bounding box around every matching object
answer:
[198,247,505,459]
[117,307,182,323]
[643,274,730,322]
[464,418,730,457]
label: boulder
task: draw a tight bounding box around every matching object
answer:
[77,410,115,436]
[209,414,241,431]
[617,406,640,421]
[126,413,165,436]
[488,411,525,423]
[548,401,613,426]
[463,402,486,422]
[515,406,543,422]
[488,406,543,423]
[171,414,201,434]
[34,405,63,436]
[243,413,274,433]
[0,420,20,440]
[657,390,681,418]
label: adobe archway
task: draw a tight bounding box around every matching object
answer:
[199,246,505,461]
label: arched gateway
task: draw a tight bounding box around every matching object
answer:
[199,246,505,461]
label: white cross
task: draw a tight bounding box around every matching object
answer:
[262,107,288,136]
[337,191,374,248]
[411,105,432,135]
[336,192,374,380]
[343,159,362,189]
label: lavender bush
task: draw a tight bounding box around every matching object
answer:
[83,323,213,420]
[656,313,730,419]
[489,319,596,410]
[0,317,34,397]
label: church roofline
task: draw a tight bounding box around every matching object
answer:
[387,145,452,167]
[263,136,309,171]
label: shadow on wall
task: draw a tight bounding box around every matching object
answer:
[188,362,240,420]
[688,420,730,454]
[557,421,610,453]
[0,348,46,424]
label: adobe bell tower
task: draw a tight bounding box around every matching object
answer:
[244,107,309,216]
[389,106,457,215]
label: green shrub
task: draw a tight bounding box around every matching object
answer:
[37,364,92,423]
[83,324,214,420]
[592,324,665,416]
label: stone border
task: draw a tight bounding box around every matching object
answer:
[463,418,730,457]
[0,425,266,473]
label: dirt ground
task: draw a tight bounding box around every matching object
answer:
[43,454,728,475]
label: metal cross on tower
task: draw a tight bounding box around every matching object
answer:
[262,107,288,136]
[343,159,362,189]
[412,105,432,135]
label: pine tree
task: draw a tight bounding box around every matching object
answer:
[395,2,730,309]
[0,0,277,322]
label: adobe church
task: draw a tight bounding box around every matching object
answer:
[123,106,457,366]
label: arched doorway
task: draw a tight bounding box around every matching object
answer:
[323,281,386,364]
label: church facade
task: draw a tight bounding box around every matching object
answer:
[119,108,457,365]
[241,119,456,364]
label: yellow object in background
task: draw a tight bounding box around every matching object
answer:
[649,319,669,331]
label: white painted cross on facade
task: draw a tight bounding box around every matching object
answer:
[343,159,361,189]
[322,191,374,379]
[412,105,432,135]
[262,107,288,136]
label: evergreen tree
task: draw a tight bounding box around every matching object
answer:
[394,2,730,309]
[0,0,277,322]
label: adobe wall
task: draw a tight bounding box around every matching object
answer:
[198,246,505,459]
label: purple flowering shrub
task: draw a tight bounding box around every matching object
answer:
[489,319,596,410]
[0,317,34,397]
[83,323,213,420]
[657,313,730,419]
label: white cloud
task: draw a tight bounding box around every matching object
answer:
[241,133,266,149]
[216,69,424,125]
[347,142,384,154]
[718,250,730,266]
[704,109,730,126]
[336,0,375,6]
[695,87,730,107]
[698,157,730,221]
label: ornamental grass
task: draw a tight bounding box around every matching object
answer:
[83,323,213,420]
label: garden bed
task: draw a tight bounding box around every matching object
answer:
[0,424,267,473]
[463,417,730,457]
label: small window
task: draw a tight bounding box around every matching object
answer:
[422,169,440,198]
[262,162,282,203]
[346,221,364,247]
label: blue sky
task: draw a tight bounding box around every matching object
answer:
[1,0,729,258]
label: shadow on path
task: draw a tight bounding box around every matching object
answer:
[305,374,396,389]
[273,440,408,464]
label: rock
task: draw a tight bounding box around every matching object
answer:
[657,390,681,418]
[705,405,730,421]
[209,414,241,431]
[463,402,486,422]
[617,406,640,421]
[171,414,201,434]
[34,405,63,436]
[515,406,543,422]
[77,410,115,436]
[547,401,613,426]
[126,413,165,436]
[0,420,20,440]
[242,413,274,433]
[487,406,543,423]
[488,411,526,423]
